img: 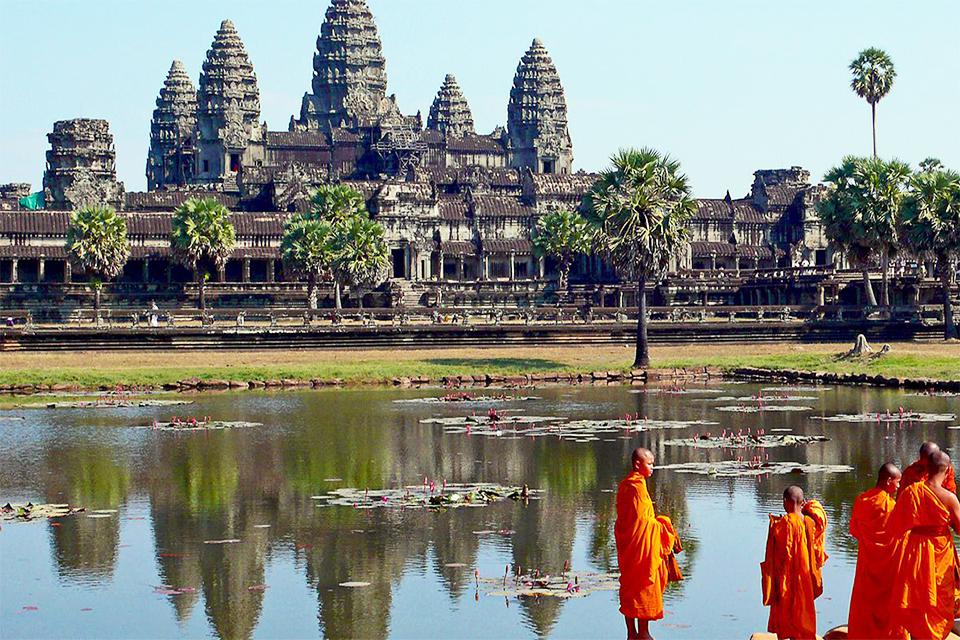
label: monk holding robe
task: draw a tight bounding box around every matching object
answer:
[760,486,828,640]
[615,448,683,640]
[888,451,960,639]
[848,463,901,639]
[900,441,957,496]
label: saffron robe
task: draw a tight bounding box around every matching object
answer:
[900,459,957,495]
[761,501,827,640]
[614,471,682,620]
[848,488,897,639]
[887,482,957,640]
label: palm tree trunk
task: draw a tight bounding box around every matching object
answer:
[94,285,101,321]
[940,255,957,340]
[880,247,890,307]
[307,275,317,310]
[198,272,206,312]
[862,268,878,307]
[559,266,569,299]
[334,282,342,310]
[871,102,877,159]
[634,273,650,369]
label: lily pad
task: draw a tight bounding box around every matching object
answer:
[339,581,371,588]
[715,405,814,413]
[657,460,854,477]
[664,434,829,449]
[394,393,538,405]
[761,386,832,392]
[812,412,955,423]
[479,570,620,599]
[313,483,539,510]
[135,420,263,432]
[18,399,193,409]
[1,502,85,522]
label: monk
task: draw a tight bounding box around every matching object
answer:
[848,463,901,639]
[900,441,957,495]
[615,448,683,640]
[760,486,828,640]
[888,451,960,639]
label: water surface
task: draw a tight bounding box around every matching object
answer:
[2,383,958,639]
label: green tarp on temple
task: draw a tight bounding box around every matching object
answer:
[18,192,45,210]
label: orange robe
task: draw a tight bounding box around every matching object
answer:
[887,482,957,639]
[760,501,827,640]
[614,471,681,620]
[900,460,957,495]
[848,488,897,639]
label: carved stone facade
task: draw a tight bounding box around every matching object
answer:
[427,75,475,138]
[194,20,265,184]
[507,39,574,175]
[147,60,198,190]
[43,119,124,210]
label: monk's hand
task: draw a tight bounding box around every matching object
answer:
[672,538,683,554]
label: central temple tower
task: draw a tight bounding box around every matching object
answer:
[292,0,401,133]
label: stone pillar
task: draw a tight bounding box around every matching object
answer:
[509,253,516,280]
[618,289,624,309]
[266,259,276,283]
[709,253,717,272]
[142,259,150,283]
[483,255,490,281]
[64,261,72,284]
[436,252,444,281]
[457,256,464,282]
[10,258,18,284]
[38,259,46,283]
[817,285,825,306]
[538,256,545,279]
[406,245,414,281]
[218,266,226,283]
[242,258,250,283]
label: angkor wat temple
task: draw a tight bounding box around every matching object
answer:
[0,0,943,315]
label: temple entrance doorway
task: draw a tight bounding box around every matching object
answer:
[392,249,406,279]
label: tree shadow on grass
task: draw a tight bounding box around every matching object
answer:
[424,357,567,372]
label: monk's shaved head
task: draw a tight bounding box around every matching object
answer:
[783,485,805,505]
[930,451,952,476]
[631,448,653,466]
[630,448,656,478]
[920,441,941,461]
[878,463,901,484]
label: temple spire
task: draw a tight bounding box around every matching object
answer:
[507,38,573,175]
[147,60,198,190]
[427,74,475,138]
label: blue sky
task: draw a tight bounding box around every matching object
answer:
[1,1,957,197]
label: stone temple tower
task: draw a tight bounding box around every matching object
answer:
[146,60,198,190]
[43,119,125,210]
[194,20,265,185]
[507,39,574,175]
[426,74,475,138]
[292,0,400,133]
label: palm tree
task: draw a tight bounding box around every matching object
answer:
[310,184,369,225]
[281,215,336,310]
[849,48,896,158]
[65,205,129,319]
[331,216,390,310]
[170,197,236,312]
[817,156,911,307]
[532,209,593,297]
[900,168,960,339]
[584,149,696,368]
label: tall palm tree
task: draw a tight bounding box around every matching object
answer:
[310,184,369,225]
[901,168,960,339]
[170,197,236,312]
[532,209,593,297]
[849,48,896,158]
[65,205,129,319]
[331,216,390,310]
[584,149,696,368]
[281,215,336,310]
[817,156,911,307]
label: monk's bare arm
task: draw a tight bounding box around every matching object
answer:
[945,492,960,533]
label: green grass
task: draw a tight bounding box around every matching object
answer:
[660,353,960,381]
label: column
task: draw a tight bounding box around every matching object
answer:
[457,256,464,282]
[483,255,490,281]
[509,253,516,281]
[166,262,173,284]
[436,252,444,281]
[38,258,45,283]
[142,259,150,283]
[64,261,72,284]
[10,258,18,284]
[538,256,545,279]
[709,253,717,272]
[817,285,825,306]
[218,266,226,283]
[406,245,414,281]
[242,258,251,283]
[266,260,276,283]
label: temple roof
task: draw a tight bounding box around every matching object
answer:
[151,60,197,138]
[507,38,572,149]
[197,20,260,123]
[427,74,475,138]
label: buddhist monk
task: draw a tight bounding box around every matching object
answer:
[888,451,960,639]
[760,486,827,640]
[847,463,901,639]
[615,448,683,640]
[900,441,957,495]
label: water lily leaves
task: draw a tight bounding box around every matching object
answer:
[813,412,956,423]
[715,405,814,413]
[1,503,85,523]
[18,400,193,410]
[338,581,371,588]
[657,461,854,477]
[478,570,620,599]
[394,395,538,405]
[135,421,263,432]
[313,483,539,510]
[664,435,829,449]
[203,539,241,545]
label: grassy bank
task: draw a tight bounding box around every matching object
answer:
[1,342,958,390]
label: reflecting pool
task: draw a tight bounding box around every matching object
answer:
[1,383,958,638]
